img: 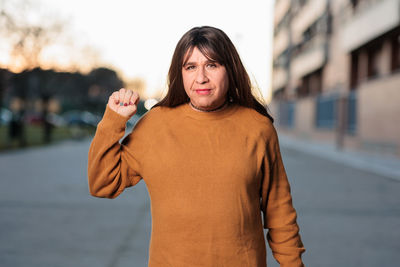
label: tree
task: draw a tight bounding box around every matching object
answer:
[87,67,124,113]
[0,0,64,71]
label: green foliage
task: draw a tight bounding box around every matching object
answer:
[0,124,96,151]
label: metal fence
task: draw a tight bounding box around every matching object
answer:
[347,91,357,134]
[278,101,295,128]
[316,94,338,129]
[275,92,357,133]
[315,92,357,133]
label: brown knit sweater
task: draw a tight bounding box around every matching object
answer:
[88,103,305,267]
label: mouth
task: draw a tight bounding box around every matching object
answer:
[195,89,212,95]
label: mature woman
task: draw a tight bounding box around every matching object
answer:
[88,26,305,267]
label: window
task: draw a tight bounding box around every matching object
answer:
[367,44,380,79]
[298,76,310,97]
[298,68,323,97]
[292,0,308,13]
[273,87,285,100]
[391,32,400,71]
[350,51,359,89]
[298,0,308,8]
[275,13,290,36]
[351,0,359,8]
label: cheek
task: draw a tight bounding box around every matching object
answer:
[182,72,191,94]
[183,79,192,96]
[182,71,195,86]
[219,73,229,95]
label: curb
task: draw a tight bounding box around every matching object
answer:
[278,134,400,182]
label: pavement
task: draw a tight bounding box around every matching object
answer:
[275,135,400,267]
[278,133,400,182]
[0,139,151,267]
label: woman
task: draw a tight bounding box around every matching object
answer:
[88,26,305,267]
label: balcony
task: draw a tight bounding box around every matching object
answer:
[272,67,288,91]
[273,27,290,59]
[291,0,329,44]
[341,0,400,52]
[291,41,327,81]
[274,0,291,27]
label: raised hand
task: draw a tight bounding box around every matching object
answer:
[107,88,140,118]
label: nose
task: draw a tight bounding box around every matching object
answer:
[195,66,209,84]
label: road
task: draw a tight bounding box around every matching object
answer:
[268,147,400,267]
[0,139,151,267]
[0,138,399,267]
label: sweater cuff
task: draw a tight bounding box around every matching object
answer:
[97,105,131,134]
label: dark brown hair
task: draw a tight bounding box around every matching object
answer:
[154,26,274,122]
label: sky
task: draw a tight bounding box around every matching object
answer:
[12,0,276,101]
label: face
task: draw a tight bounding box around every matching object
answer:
[182,47,229,111]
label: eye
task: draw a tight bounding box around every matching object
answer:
[184,65,196,71]
[206,63,217,69]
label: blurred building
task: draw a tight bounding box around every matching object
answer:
[271,0,400,157]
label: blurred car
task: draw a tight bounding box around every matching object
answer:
[25,113,43,125]
[62,110,101,127]
[0,108,12,125]
[47,113,66,127]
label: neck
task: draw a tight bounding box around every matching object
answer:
[189,101,228,113]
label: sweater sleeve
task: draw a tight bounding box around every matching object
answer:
[87,106,142,199]
[260,125,306,266]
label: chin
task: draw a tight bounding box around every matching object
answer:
[196,101,214,109]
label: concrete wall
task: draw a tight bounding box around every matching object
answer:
[323,0,351,94]
[294,97,315,136]
[358,73,400,156]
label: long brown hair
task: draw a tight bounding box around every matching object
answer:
[154,26,274,122]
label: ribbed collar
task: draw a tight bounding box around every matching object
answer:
[177,102,239,121]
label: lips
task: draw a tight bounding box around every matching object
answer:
[195,89,212,95]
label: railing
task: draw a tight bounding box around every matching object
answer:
[341,0,400,52]
[278,101,295,128]
[274,92,357,134]
[316,94,338,129]
[347,91,357,134]
[315,92,357,133]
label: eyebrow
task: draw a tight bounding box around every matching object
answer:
[183,59,218,67]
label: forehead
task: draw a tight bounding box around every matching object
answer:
[183,46,216,65]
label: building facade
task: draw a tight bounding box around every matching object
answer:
[271,0,400,157]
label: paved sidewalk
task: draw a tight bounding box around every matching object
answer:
[0,139,151,267]
[278,133,400,182]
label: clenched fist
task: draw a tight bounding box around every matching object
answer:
[108,88,140,118]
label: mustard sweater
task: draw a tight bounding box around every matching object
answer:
[88,103,305,267]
